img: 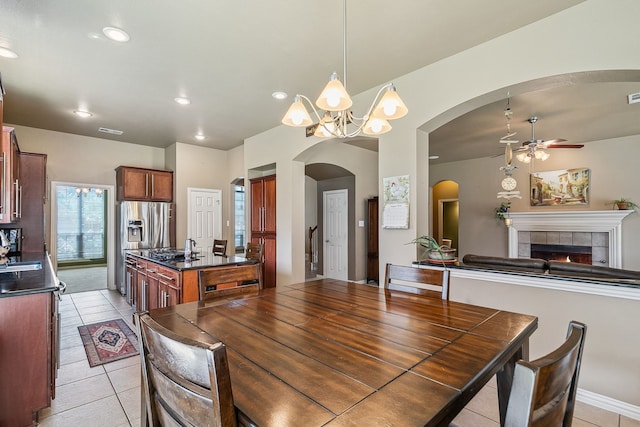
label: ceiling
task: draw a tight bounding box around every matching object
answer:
[0,0,589,152]
[429,75,640,164]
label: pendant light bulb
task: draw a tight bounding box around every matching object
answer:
[363,117,392,135]
[315,73,352,112]
[373,85,408,120]
[282,96,313,127]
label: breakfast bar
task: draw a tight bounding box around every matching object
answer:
[147,278,538,426]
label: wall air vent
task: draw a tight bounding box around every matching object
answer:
[628,92,640,104]
[98,127,124,135]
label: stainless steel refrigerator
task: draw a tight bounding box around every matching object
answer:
[116,201,172,296]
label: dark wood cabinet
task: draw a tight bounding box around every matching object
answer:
[128,254,181,311]
[11,152,47,251]
[250,175,276,288]
[115,166,173,202]
[0,291,57,426]
[367,197,379,284]
[0,126,21,223]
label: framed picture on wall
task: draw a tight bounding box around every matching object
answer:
[530,168,590,206]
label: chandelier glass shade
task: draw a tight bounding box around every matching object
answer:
[281,0,407,138]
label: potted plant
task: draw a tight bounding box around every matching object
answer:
[408,235,456,264]
[611,198,637,210]
[495,201,511,221]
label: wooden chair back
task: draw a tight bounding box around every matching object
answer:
[384,263,450,300]
[245,242,263,263]
[135,312,237,427]
[213,239,227,256]
[198,263,262,302]
[505,321,587,427]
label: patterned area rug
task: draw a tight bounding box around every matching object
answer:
[78,319,140,367]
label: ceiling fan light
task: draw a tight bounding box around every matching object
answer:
[373,86,408,120]
[516,152,530,163]
[282,96,313,127]
[535,150,550,161]
[363,117,392,135]
[315,73,352,112]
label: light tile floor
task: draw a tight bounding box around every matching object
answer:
[37,289,639,427]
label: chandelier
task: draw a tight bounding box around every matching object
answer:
[281,0,408,138]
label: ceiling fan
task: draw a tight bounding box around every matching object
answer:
[515,116,583,162]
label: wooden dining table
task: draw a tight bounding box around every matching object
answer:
[148,278,538,426]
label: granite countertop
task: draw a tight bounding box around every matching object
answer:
[0,252,59,297]
[126,249,255,271]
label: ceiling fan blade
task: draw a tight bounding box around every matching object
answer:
[546,143,584,149]
[542,138,567,146]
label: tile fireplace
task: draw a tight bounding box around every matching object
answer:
[506,210,632,268]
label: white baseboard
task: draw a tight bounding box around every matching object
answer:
[578,388,640,421]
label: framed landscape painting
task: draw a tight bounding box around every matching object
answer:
[530,168,590,206]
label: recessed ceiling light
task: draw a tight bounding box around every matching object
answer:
[73,110,93,118]
[195,134,206,141]
[174,97,191,105]
[429,155,440,160]
[102,26,130,42]
[272,91,288,100]
[0,47,18,59]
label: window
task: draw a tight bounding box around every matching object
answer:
[57,186,107,266]
[234,185,245,252]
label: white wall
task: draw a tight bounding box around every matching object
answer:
[173,143,229,246]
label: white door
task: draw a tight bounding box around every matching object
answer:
[323,189,348,280]
[188,188,222,254]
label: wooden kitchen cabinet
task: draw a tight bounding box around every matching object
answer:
[115,166,173,202]
[250,175,276,234]
[0,126,21,223]
[250,175,276,287]
[11,152,47,251]
[129,255,181,311]
[0,291,57,426]
[156,265,180,308]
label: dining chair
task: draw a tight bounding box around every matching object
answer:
[384,263,450,300]
[135,312,237,427]
[198,263,262,302]
[505,321,587,427]
[213,239,228,256]
[245,242,263,263]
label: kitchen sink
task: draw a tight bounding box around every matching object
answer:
[0,261,43,273]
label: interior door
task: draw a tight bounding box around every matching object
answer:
[188,188,222,255]
[323,189,348,280]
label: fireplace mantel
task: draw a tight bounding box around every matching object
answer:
[507,210,633,268]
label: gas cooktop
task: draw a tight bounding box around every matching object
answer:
[146,248,186,261]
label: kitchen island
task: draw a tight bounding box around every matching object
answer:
[125,249,256,311]
[0,252,61,427]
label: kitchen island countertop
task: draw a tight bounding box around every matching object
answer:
[126,249,255,271]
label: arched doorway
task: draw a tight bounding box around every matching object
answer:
[432,180,459,251]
